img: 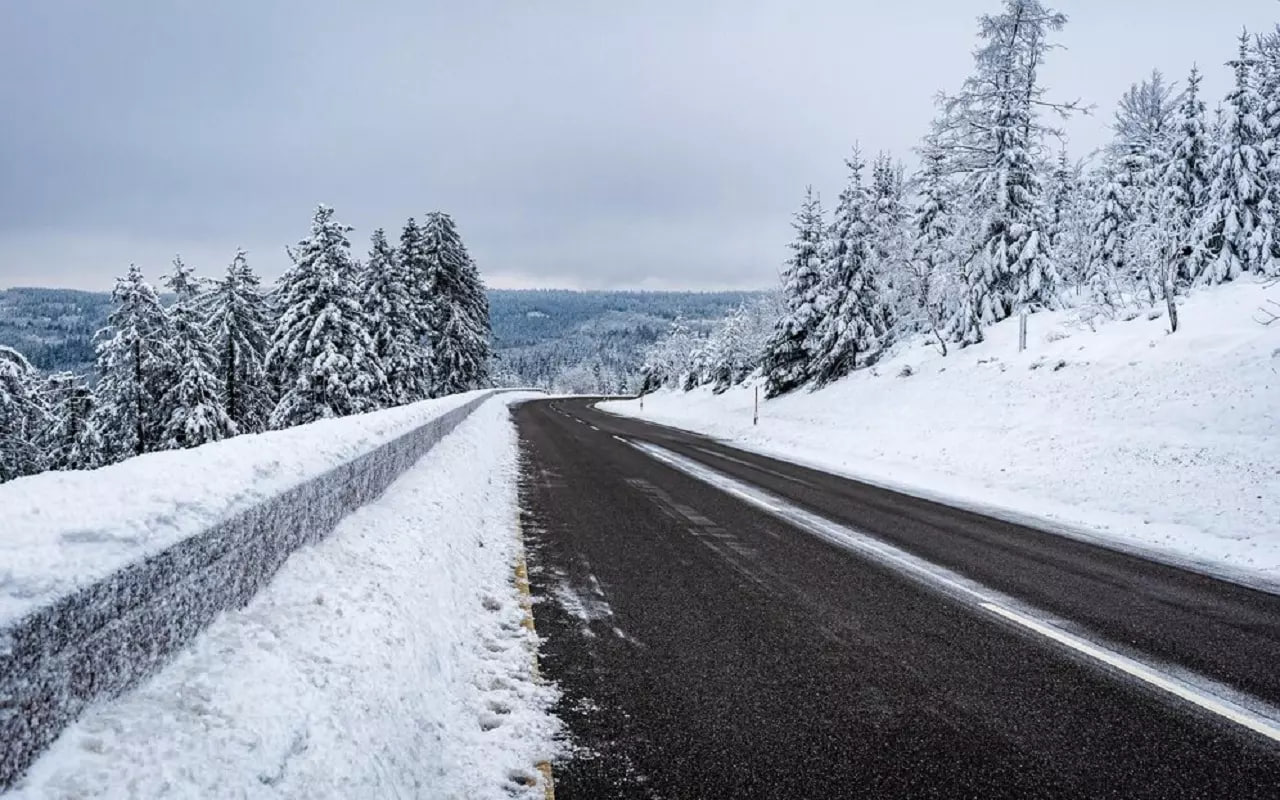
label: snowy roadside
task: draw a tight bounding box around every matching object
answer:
[12,395,561,799]
[601,281,1280,589]
[0,390,488,628]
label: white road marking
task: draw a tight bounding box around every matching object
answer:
[627,439,1280,745]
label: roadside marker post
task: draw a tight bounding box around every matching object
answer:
[753,385,759,426]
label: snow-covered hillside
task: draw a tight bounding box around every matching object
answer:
[602,281,1280,586]
[15,395,560,799]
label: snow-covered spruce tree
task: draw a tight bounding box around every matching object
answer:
[938,0,1077,344]
[639,317,702,392]
[0,346,50,482]
[43,371,105,471]
[159,257,234,449]
[360,228,427,405]
[1084,162,1132,311]
[1255,27,1280,266]
[905,141,961,355]
[762,187,826,397]
[92,265,173,459]
[809,150,886,386]
[1111,70,1180,305]
[867,151,909,337]
[1161,66,1213,284]
[207,249,273,433]
[1194,33,1276,282]
[397,216,435,396]
[1045,148,1091,287]
[267,205,386,428]
[420,212,493,396]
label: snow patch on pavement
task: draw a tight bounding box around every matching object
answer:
[13,395,561,799]
[601,281,1280,587]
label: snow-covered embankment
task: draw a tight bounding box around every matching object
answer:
[601,282,1280,586]
[2,391,559,796]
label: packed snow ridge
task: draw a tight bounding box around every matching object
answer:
[602,281,1280,587]
[0,390,487,629]
[14,394,561,799]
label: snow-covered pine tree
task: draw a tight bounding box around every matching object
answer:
[1045,149,1092,287]
[867,152,908,338]
[208,249,273,433]
[361,228,427,406]
[762,187,826,397]
[398,216,435,396]
[809,150,885,386]
[1112,70,1180,305]
[1161,66,1213,283]
[1195,32,1276,282]
[906,141,961,355]
[420,211,493,396]
[939,0,1075,343]
[1084,162,1132,310]
[92,265,173,459]
[159,257,234,449]
[0,346,50,482]
[43,371,105,471]
[267,205,386,428]
[1255,26,1280,266]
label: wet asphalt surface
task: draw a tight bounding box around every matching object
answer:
[514,397,1280,799]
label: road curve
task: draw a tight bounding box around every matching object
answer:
[515,397,1280,799]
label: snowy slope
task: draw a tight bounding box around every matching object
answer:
[14,395,560,799]
[601,281,1280,587]
[0,390,489,628]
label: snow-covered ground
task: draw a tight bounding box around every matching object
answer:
[0,390,488,628]
[13,394,560,799]
[601,281,1280,588]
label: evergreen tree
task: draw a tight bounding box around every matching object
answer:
[398,216,435,394]
[0,346,49,482]
[906,141,961,354]
[361,228,427,405]
[867,152,908,337]
[810,151,884,385]
[44,371,105,471]
[762,187,826,397]
[1255,27,1280,265]
[1045,149,1091,286]
[208,250,273,433]
[1085,163,1132,308]
[267,205,386,428]
[159,257,234,448]
[1195,33,1276,282]
[92,265,172,459]
[939,0,1075,342]
[421,211,493,395]
[1112,70,1180,305]
[1161,66,1213,283]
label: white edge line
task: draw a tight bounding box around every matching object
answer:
[981,602,1280,743]
[626,439,1280,746]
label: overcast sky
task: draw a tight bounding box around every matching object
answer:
[2,1,1275,292]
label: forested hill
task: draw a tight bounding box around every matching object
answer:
[0,286,756,387]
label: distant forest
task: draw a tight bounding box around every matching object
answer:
[0,286,756,389]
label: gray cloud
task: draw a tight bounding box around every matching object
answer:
[1,0,1273,290]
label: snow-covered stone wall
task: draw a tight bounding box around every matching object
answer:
[0,391,497,788]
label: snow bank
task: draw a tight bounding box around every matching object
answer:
[602,281,1280,587]
[0,390,496,787]
[14,394,560,799]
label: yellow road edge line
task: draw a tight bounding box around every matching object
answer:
[514,532,555,800]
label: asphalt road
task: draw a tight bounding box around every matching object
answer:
[514,397,1280,799]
